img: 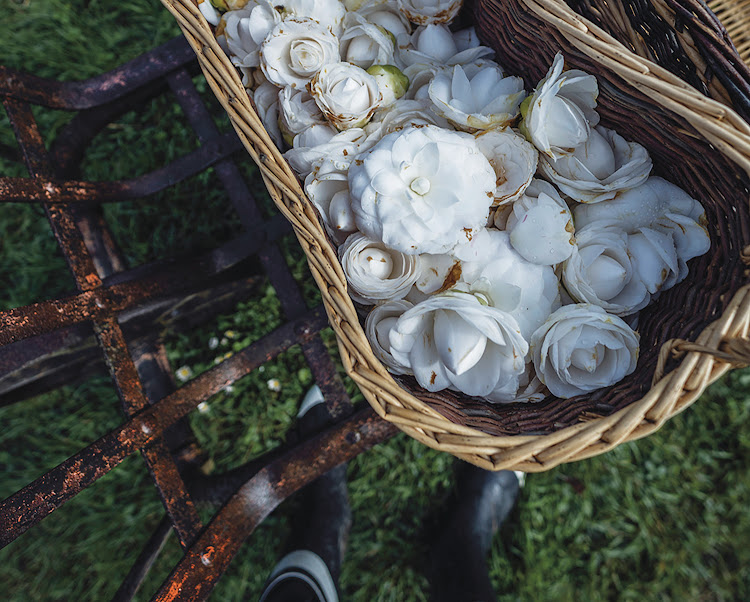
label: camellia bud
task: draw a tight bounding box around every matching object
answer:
[366,65,409,107]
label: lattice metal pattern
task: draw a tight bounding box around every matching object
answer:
[0,36,396,600]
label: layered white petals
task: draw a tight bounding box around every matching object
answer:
[428,65,525,131]
[539,126,652,203]
[506,180,575,265]
[348,125,495,254]
[283,0,346,34]
[356,1,412,38]
[260,18,340,88]
[304,162,357,243]
[366,98,449,136]
[523,53,599,159]
[531,304,639,398]
[339,233,421,303]
[389,290,529,400]
[251,81,284,148]
[397,0,463,25]
[475,128,537,206]
[398,25,493,70]
[340,12,396,68]
[415,253,462,294]
[310,62,383,129]
[223,1,280,69]
[454,229,561,338]
[562,222,649,316]
[285,125,375,176]
[364,299,414,373]
[278,86,327,138]
[199,0,222,26]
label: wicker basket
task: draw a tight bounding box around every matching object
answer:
[160,0,750,471]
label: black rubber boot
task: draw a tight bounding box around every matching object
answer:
[429,463,520,602]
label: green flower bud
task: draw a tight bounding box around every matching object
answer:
[367,65,409,107]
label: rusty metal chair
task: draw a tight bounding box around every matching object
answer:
[0,36,396,600]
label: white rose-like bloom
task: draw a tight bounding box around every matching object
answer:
[389,290,529,401]
[562,222,650,316]
[397,0,463,25]
[340,12,396,69]
[475,128,537,206]
[285,126,369,176]
[251,81,284,149]
[365,299,414,374]
[260,18,340,89]
[521,53,600,159]
[366,98,450,137]
[398,25,494,70]
[428,65,525,131]
[282,0,346,35]
[304,162,357,243]
[531,304,639,398]
[348,125,496,255]
[222,1,280,69]
[278,86,327,139]
[454,229,561,339]
[339,233,421,304]
[309,62,383,130]
[539,126,652,203]
[505,179,575,265]
[357,0,412,38]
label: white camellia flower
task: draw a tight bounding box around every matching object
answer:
[339,233,421,303]
[562,222,650,316]
[340,12,396,68]
[348,125,496,254]
[364,299,414,374]
[414,253,462,295]
[397,0,463,25]
[222,1,281,69]
[260,18,340,89]
[389,290,529,401]
[505,179,575,265]
[397,24,494,70]
[474,128,537,206]
[539,126,652,203]
[454,229,561,339]
[452,26,480,51]
[521,53,600,159]
[366,98,449,137]
[284,126,371,176]
[251,81,284,149]
[531,303,639,398]
[309,62,383,129]
[282,0,347,35]
[573,176,710,280]
[357,0,412,38]
[428,64,525,131]
[198,0,221,26]
[278,86,327,140]
[304,162,357,243]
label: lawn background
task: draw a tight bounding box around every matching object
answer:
[1,0,748,600]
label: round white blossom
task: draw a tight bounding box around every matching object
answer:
[474,128,537,206]
[364,299,414,374]
[521,53,600,159]
[251,81,283,148]
[531,304,639,398]
[389,290,529,401]
[348,125,495,254]
[397,0,463,25]
[260,18,340,89]
[539,126,652,203]
[222,1,281,69]
[340,12,396,68]
[310,62,383,129]
[304,161,357,243]
[278,86,327,139]
[281,0,347,34]
[428,64,525,131]
[339,233,421,303]
[357,0,412,38]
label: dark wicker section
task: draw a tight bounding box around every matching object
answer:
[566,0,750,121]
[388,0,750,437]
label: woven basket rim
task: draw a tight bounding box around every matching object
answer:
[161,0,750,471]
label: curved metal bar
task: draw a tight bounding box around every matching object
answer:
[0,37,195,110]
[152,407,397,602]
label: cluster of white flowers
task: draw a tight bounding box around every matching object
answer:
[204,0,711,401]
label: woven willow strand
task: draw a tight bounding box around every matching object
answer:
[162,0,750,471]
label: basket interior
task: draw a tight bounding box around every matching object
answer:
[387,0,750,436]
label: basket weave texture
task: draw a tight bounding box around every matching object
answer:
[161,0,750,471]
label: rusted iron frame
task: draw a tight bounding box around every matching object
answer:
[153,406,398,602]
[0,304,330,548]
[2,98,203,548]
[0,36,194,110]
[0,131,241,203]
[165,68,353,420]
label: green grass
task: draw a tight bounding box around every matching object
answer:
[1,0,750,600]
